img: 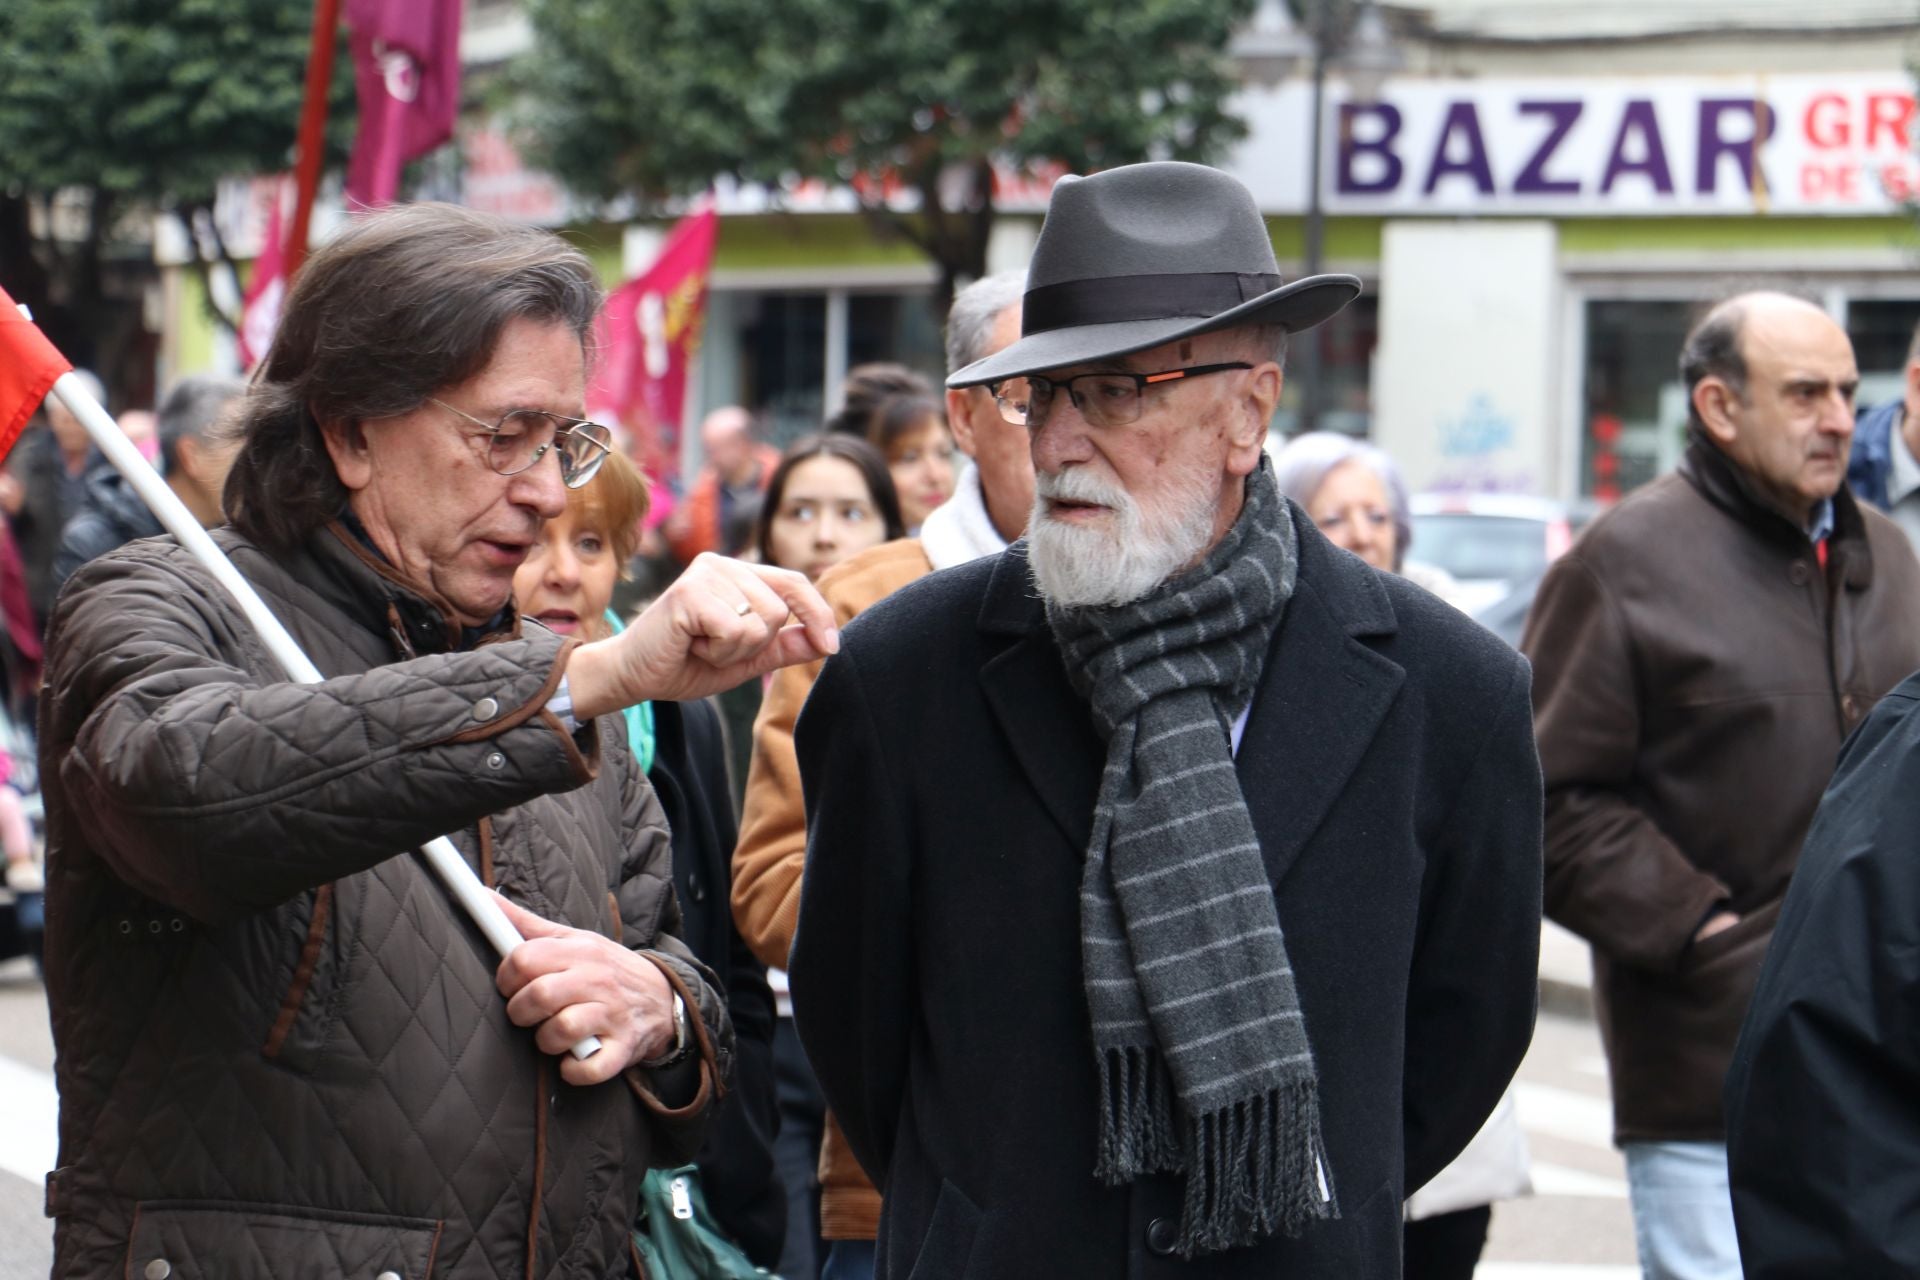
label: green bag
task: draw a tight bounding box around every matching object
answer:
[631,1165,775,1280]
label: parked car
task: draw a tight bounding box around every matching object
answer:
[1408,493,1574,618]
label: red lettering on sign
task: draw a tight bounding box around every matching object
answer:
[1867,93,1915,150]
[1803,93,1849,148]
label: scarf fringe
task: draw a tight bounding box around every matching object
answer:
[1094,1044,1182,1182]
[1177,1078,1338,1257]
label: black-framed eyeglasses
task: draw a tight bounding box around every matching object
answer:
[430,398,614,489]
[989,362,1253,429]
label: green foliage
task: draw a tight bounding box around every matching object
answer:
[0,0,354,206]
[520,0,1257,288]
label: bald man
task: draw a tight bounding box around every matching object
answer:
[1522,292,1920,1279]
[667,406,781,565]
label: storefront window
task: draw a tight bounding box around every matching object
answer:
[1848,299,1920,410]
[1582,299,1695,503]
[1275,294,1379,437]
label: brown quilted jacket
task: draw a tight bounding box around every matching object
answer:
[38,523,731,1279]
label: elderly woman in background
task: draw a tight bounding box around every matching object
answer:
[1271,430,1461,602]
[1273,429,1530,1280]
[514,450,787,1266]
[38,202,837,1277]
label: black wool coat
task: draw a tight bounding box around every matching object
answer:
[646,700,786,1267]
[788,513,1543,1279]
[1725,670,1920,1278]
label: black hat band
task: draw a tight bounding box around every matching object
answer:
[1022,272,1285,337]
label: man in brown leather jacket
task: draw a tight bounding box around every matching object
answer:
[1522,291,1920,1280]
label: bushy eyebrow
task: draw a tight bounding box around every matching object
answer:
[1780,376,1859,397]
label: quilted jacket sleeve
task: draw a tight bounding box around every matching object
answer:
[44,547,601,925]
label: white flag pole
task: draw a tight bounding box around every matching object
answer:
[46,368,602,1061]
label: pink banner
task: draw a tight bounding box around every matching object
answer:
[588,202,719,491]
[344,0,462,208]
[237,177,291,370]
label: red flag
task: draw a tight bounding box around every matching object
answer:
[588,203,719,490]
[238,178,291,370]
[344,0,462,208]
[0,284,73,461]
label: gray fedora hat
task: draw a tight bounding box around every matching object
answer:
[948,161,1361,389]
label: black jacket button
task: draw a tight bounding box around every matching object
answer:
[1146,1216,1178,1256]
[1789,560,1810,585]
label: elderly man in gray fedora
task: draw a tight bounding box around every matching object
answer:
[788,160,1542,1276]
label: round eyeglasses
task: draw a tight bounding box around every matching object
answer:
[429,398,614,489]
[989,362,1253,430]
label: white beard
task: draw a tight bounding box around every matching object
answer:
[1027,462,1221,608]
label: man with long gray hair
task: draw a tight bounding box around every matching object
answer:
[789,161,1540,1276]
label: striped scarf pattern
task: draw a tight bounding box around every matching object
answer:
[1047,461,1334,1256]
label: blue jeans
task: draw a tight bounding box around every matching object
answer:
[819,1240,876,1280]
[1622,1141,1741,1280]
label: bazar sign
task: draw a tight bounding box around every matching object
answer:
[1237,74,1919,215]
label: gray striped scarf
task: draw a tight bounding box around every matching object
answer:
[1047,460,1334,1256]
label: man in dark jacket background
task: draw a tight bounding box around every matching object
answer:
[1522,291,1920,1280]
[2,366,103,632]
[1844,317,1920,553]
[51,372,244,594]
[790,161,1541,1277]
[1725,669,1920,1277]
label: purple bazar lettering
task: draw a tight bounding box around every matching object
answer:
[1338,101,1404,194]
[1513,101,1582,195]
[1600,100,1675,194]
[1423,101,1495,195]
[1698,98,1776,195]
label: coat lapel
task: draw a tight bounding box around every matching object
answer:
[1239,511,1406,888]
[976,545,1104,857]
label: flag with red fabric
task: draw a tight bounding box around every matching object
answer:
[238,177,292,370]
[0,284,72,461]
[587,202,719,491]
[344,0,463,208]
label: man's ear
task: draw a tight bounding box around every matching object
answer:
[1693,376,1742,448]
[1227,363,1282,477]
[945,387,980,459]
[172,435,201,483]
[318,415,374,492]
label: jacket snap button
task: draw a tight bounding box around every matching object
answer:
[1146,1216,1178,1256]
[486,752,505,770]
[688,873,706,904]
[143,1260,171,1280]
[1789,560,1810,585]
[472,696,500,721]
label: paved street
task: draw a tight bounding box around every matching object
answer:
[0,946,1639,1277]
[0,957,54,1280]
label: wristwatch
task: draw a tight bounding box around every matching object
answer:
[638,993,692,1070]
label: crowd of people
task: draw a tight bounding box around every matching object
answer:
[14,156,1920,1280]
